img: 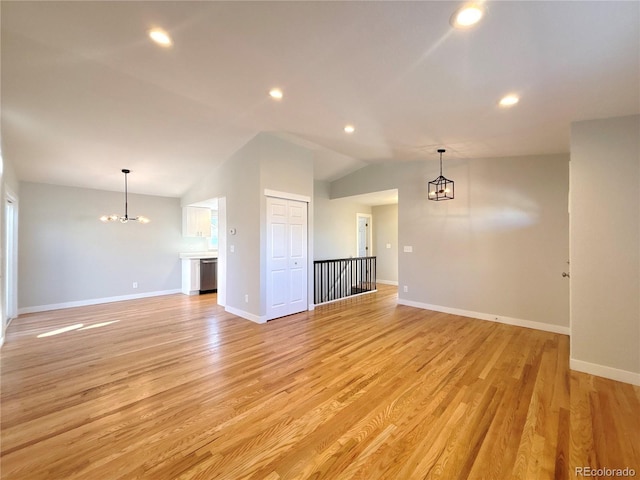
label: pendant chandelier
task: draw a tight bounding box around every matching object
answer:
[428,149,454,201]
[100,169,150,223]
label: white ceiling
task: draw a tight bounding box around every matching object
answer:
[2,1,638,197]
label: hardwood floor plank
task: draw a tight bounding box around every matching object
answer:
[1,286,638,479]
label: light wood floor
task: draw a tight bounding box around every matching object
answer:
[1,286,638,479]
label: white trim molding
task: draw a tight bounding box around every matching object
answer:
[18,289,182,315]
[225,305,267,324]
[376,279,398,286]
[396,298,570,335]
[263,189,310,203]
[570,358,640,386]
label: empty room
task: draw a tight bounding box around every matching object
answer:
[1,1,638,479]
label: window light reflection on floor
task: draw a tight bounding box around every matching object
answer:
[37,324,84,338]
[37,320,120,338]
[78,321,119,331]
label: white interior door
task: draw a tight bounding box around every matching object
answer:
[357,214,372,257]
[266,197,308,320]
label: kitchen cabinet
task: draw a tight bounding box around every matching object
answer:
[181,258,200,295]
[183,207,211,237]
[180,254,218,295]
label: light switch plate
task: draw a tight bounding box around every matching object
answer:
[403,246,413,253]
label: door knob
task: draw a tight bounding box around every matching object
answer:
[562,272,570,278]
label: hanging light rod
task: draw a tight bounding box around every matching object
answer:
[428,149,455,201]
[100,169,150,223]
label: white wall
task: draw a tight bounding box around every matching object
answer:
[314,180,371,260]
[259,134,314,316]
[18,182,182,312]
[570,114,640,385]
[182,133,314,322]
[181,135,262,319]
[223,141,262,317]
[372,204,398,284]
[182,135,262,317]
[332,153,570,333]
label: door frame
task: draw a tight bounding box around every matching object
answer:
[217,196,227,307]
[4,189,18,328]
[264,190,310,321]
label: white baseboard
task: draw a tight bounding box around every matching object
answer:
[18,289,182,315]
[0,335,4,349]
[396,298,570,335]
[376,279,398,286]
[225,305,266,324]
[570,358,640,386]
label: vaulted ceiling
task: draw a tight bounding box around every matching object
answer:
[2,1,638,197]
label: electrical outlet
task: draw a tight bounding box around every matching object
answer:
[133,282,138,289]
[230,245,235,253]
[386,243,391,249]
[244,294,249,303]
[403,285,408,293]
[403,246,413,253]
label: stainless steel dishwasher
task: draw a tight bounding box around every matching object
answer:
[199,258,217,293]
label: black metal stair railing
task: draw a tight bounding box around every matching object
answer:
[313,256,377,304]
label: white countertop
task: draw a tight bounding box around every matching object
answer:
[179,252,218,259]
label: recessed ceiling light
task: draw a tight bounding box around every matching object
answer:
[149,28,172,47]
[499,94,520,107]
[344,125,355,134]
[450,3,485,29]
[269,88,283,100]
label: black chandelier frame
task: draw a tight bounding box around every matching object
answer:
[428,149,454,201]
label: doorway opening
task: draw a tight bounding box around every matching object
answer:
[186,196,226,307]
[4,194,18,327]
[356,213,372,257]
[348,189,398,286]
